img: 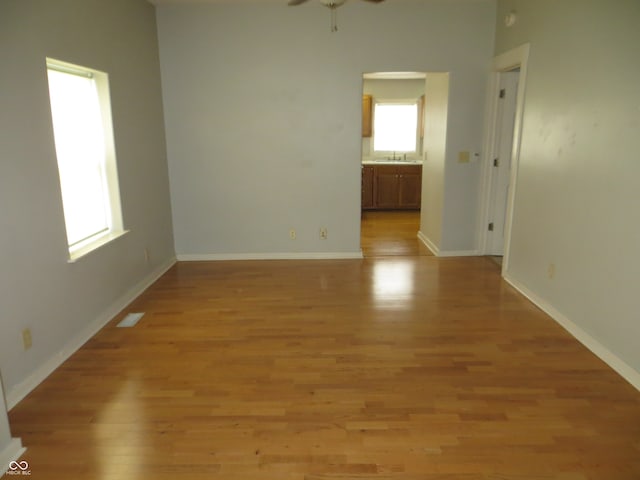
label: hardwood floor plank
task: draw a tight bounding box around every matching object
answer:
[7,254,640,479]
[361,211,432,257]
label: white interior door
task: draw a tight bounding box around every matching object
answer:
[487,71,519,256]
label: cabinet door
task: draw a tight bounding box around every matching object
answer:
[375,166,399,209]
[362,95,373,138]
[361,166,374,210]
[398,166,422,209]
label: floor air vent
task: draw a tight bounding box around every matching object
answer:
[116,312,144,328]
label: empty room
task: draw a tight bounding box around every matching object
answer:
[0,0,639,479]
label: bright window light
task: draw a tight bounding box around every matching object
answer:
[46,59,124,260]
[373,102,418,153]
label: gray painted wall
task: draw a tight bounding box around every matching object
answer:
[0,0,175,399]
[0,377,11,456]
[495,0,640,374]
[156,0,496,257]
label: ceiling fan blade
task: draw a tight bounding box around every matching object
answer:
[288,0,310,5]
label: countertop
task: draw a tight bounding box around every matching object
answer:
[362,160,423,166]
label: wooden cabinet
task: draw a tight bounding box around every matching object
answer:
[361,165,374,209]
[362,94,372,138]
[397,166,422,209]
[361,164,422,210]
[374,166,400,209]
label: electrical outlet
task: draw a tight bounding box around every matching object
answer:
[289,229,296,240]
[22,328,32,350]
[547,263,556,279]
[320,227,328,240]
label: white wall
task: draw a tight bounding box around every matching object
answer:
[420,73,450,251]
[363,78,425,99]
[495,0,640,379]
[0,0,175,404]
[156,0,496,257]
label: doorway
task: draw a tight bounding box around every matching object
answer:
[360,72,427,257]
[486,69,519,257]
[479,44,530,272]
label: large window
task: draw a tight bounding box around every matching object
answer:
[373,101,419,154]
[46,58,124,260]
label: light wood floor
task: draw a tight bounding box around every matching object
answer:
[8,217,640,479]
[361,211,432,258]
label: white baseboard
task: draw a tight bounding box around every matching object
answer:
[437,249,479,257]
[417,231,479,257]
[177,252,364,261]
[417,231,439,255]
[6,257,177,410]
[504,273,640,392]
[0,438,26,475]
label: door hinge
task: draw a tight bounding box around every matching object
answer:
[499,89,506,98]
[493,158,499,167]
[488,222,494,231]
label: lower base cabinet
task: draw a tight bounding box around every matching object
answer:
[362,164,422,210]
[361,165,374,209]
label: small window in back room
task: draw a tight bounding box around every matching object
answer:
[46,58,125,261]
[373,101,419,154]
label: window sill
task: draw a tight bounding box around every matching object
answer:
[67,230,129,263]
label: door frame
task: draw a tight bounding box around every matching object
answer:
[485,70,519,256]
[477,43,530,273]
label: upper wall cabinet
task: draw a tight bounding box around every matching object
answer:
[362,94,372,138]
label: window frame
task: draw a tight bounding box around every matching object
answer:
[372,98,421,158]
[46,58,127,262]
